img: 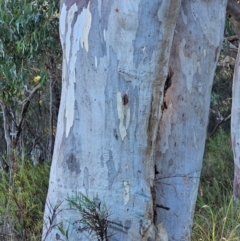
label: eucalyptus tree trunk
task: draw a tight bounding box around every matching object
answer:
[43,0,227,240]
[43,1,181,240]
[228,0,240,201]
[231,44,240,200]
[155,1,227,240]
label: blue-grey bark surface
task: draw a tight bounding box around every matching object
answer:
[43,1,181,240]
[43,0,227,240]
[155,1,227,240]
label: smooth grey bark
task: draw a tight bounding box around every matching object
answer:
[228,0,240,201]
[43,1,181,240]
[155,1,227,240]
[231,44,240,200]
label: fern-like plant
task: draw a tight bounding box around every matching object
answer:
[65,193,111,241]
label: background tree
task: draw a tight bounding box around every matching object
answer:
[229,0,240,200]
[156,1,227,240]
[0,0,62,239]
[43,1,227,240]
[0,0,61,172]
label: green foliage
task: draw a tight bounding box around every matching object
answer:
[0,0,62,163]
[0,160,50,240]
[192,198,240,241]
[0,0,59,101]
[225,17,236,37]
[212,67,233,116]
[192,130,239,240]
[208,16,236,136]
[62,193,111,241]
[198,129,233,208]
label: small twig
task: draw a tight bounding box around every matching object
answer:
[14,83,41,146]
[156,204,170,210]
[208,114,231,138]
[0,100,13,173]
[42,200,63,241]
[227,35,239,42]
[156,169,201,181]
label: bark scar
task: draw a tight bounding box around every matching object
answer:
[162,68,173,111]
[122,94,128,105]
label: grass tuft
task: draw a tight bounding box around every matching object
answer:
[192,130,240,241]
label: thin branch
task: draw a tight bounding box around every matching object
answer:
[20,83,41,106]
[155,169,201,181]
[0,100,12,171]
[208,114,231,138]
[227,35,239,42]
[14,84,41,146]
[49,77,54,160]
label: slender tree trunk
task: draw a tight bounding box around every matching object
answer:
[48,77,54,161]
[228,0,240,201]
[43,1,181,240]
[0,101,13,173]
[231,43,240,200]
[155,1,227,240]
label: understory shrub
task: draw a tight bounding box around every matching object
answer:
[192,129,240,240]
[0,160,50,241]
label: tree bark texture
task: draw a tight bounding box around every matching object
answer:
[231,43,240,200]
[155,1,227,240]
[228,0,240,201]
[43,1,181,240]
[43,0,227,240]
[0,101,13,173]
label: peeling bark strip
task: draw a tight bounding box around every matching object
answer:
[156,1,227,240]
[43,1,182,240]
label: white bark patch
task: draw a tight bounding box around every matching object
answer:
[103,29,106,41]
[179,39,198,93]
[79,2,92,52]
[204,49,206,57]
[65,5,82,137]
[95,56,98,68]
[123,181,130,205]
[116,91,130,141]
[156,223,168,241]
[181,7,188,25]
[65,4,78,63]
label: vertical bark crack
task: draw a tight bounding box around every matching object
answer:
[161,68,173,112]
